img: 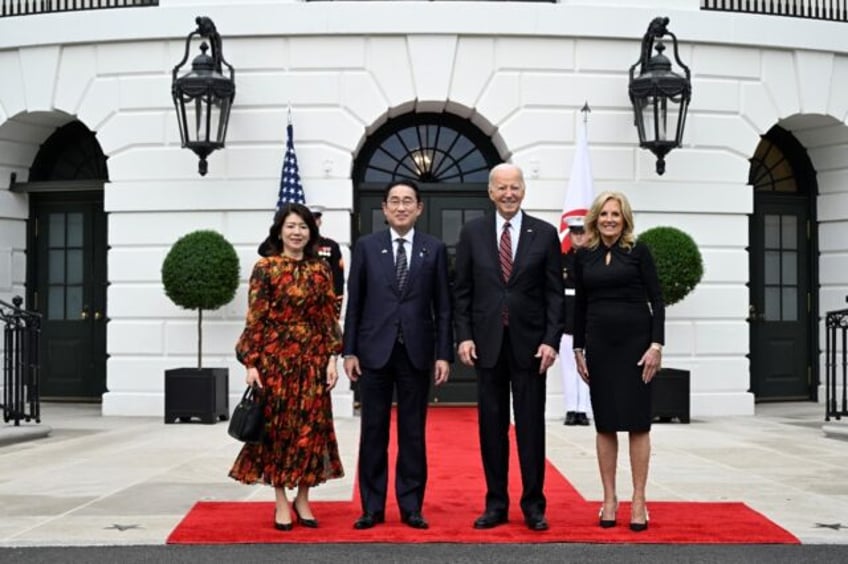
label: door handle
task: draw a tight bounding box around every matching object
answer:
[81,310,89,320]
[94,311,103,321]
[748,304,765,322]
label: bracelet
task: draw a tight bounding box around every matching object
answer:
[650,343,663,352]
[573,348,584,354]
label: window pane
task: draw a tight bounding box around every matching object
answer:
[465,209,485,223]
[764,215,779,249]
[67,249,83,284]
[49,213,65,247]
[49,250,65,284]
[781,251,797,285]
[764,251,780,285]
[67,213,84,247]
[364,168,392,183]
[440,210,463,246]
[48,287,64,320]
[782,287,797,322]
[781,215,797,250]
[764,287,780,321]
[371,209,385,234]
[67,286,83,320]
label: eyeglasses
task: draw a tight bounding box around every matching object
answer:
[386,197,418,209]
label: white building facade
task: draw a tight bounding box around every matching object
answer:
[1,0,846,419]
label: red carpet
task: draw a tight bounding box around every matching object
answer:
[167,407,799,544]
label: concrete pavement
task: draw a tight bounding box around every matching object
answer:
[1,401,847,546]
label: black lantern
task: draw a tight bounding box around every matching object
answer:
[628,17,691,175]
[171,16,235,176]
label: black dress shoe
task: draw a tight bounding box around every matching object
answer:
[473,511,508,529]
[564,411,577,426]
[525,515,549,531]
[400,511,429,529]
[353,511,385,530]
[293,505,318,528]
[575,412,590,426]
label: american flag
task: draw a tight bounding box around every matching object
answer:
[276,122,305,208]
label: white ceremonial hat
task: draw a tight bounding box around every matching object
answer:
[565,216,585,231]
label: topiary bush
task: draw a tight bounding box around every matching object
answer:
[162,230,239,368]
[637,226,704,307]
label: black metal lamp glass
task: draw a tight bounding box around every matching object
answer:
[628,17,691,175]
[171,16,235,176]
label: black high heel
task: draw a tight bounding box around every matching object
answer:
[293,504,319,528]
[598,497,618,528]
[629,505,649,532]
[274,508,293,531]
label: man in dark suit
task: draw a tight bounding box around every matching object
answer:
[343,180,453,531]
[454,163,563,532]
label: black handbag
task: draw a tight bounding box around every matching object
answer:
[227,385,264,443]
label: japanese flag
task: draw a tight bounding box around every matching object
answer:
[560,120,595,253]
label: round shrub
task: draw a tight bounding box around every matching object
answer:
[162,230,240,311]
[637,226,704,307]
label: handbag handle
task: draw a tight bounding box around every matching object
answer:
[242,384,262,403]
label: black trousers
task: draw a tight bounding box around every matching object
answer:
[476,329,547,518]
[357,341,431,515]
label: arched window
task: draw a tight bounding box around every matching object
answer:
[30,121,108,182]
[749,126,813,194]
[355,113,501,184]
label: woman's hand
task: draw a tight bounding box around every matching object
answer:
[245,366,262,389]
[637,343,662,383]
[326,356,338,391]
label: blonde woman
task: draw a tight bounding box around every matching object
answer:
[572,191,664,532]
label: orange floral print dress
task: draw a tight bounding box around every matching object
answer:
[229,255,344,488]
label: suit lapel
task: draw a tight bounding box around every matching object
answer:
[379,230,399,293]
[510,215,537,282]
[486,214,501,281]
[407,233,424,290]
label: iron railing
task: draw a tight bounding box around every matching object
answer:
[702,0,848,21]
[825,298,848,421]
[1,296,41,426]
[0,0,157,18]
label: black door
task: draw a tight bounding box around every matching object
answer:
[29,191,107,399]
[356,188,491,403]
[749,197,811,399]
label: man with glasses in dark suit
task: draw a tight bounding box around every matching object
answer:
[343,180,453,531]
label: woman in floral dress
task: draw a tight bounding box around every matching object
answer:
[229,202,344,530]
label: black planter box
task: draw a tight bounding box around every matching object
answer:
[164,367,229,424]
[651,367,690,423]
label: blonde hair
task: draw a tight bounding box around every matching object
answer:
[584,191,636,251]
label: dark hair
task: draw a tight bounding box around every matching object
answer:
[382,179,421,203]
[259,203,320,258]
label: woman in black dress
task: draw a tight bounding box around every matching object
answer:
[572,191,664,532]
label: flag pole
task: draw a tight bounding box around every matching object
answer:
[581,101,591,124]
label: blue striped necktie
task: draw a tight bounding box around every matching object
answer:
[396,238,409,293]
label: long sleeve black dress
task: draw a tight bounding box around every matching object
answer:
[573,241,664,432]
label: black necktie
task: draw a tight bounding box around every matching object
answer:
[396,238,409,293]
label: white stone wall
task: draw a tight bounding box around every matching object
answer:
[1,2,848,417]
